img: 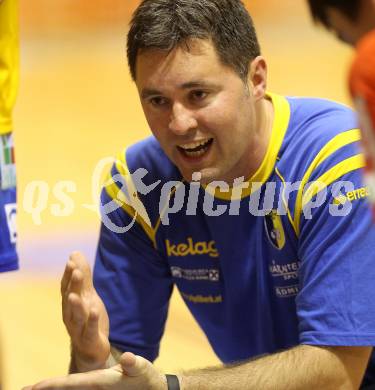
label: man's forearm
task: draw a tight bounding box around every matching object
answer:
[179,345,366,390]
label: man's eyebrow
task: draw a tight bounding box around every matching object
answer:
[179,80,218,89]
[141,89,161,99]
[141,81,219,99]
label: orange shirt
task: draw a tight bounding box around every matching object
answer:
[349,29,375,208]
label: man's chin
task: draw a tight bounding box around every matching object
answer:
[181,168,223,185]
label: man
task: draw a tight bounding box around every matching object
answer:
[307,0,375,213]
[25,0,375,389]
[0,0,19,387]
[0,0,18,271]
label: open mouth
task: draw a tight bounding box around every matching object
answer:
[177,138,214,158]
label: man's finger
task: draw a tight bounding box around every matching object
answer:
[62,269,82,324]
[61,260,75,296]
[68,269,84,296]
[69,252,94,291]
[69,252,91,275]
[68,293,88,330]
[82,308,100,340]
[22,367,123,389]
[62,289,76,326]
[120,352,150,377]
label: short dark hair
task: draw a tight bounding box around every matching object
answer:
[127,0,261,82]
[307,0,362,28]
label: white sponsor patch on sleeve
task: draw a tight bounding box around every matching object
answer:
[0,133,16,190]
[4,203,17,244]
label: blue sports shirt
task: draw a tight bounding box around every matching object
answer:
[94,94,375,384]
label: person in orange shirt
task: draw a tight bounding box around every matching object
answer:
[308,0,375,214]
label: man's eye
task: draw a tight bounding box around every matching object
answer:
[191,90,208,101]
[150,97,168,107]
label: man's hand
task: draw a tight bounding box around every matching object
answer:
[61,252,110,372]
[22,352,168,390]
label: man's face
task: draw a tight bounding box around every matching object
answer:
[135,39,266,185]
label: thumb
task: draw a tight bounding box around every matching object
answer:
[120,352,151,377]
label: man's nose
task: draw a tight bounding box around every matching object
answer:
[168,103,198,135]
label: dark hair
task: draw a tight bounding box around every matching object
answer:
[127,0,261,82]
[307,0,362,27]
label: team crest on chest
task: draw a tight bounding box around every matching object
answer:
[264,210,285,250]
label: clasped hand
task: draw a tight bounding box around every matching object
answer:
[23,252,167,390]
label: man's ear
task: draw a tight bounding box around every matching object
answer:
[248,56,267,101]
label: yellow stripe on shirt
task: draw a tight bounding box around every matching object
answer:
[104,150,156,247]
[301,154,365,209]
[293,129,362,235]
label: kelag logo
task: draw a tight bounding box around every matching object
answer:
[166,237,219,258]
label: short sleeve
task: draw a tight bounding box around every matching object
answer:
[296,168,375,346]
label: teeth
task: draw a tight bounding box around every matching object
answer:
[179,139,211,151]
[185,149,207,157]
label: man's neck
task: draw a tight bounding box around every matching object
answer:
[250,96,275,176]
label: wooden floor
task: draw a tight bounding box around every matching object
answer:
[0,1,352,388]
[0,275,220,388]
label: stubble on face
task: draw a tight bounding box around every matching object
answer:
[135,39,272,187]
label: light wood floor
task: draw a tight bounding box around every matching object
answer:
[0,274,220,389]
